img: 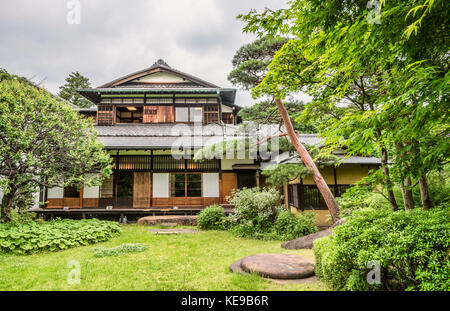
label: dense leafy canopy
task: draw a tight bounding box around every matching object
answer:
[0,69,112,219]
[238,0,449,210]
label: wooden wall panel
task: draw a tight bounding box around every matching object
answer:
[83,198,99,208]
[221,173,237,203]
[203,197,220,206]
[153,198,173,207]
[63,198,82,209]
[46,199,63,209]
[133,172,151,208]
[144,106,174,123]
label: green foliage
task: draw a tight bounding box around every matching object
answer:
[227,187,317,240]
[228,187,282,232]
[0,69,112,220]
[261,149,340,186]
[228,36,289,90]
[237,0,450,210]
[5,209,37,225]
[197,205,227,230]
[0,219,121,255]
[58,71,92,108]
[262,164,310,186]
[237,100,318,133]
[274,211,316,240]
[313,207,450,291]
[92,243,147,258]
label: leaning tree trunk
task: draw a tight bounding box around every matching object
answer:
[419,175,432,210]
[275,98,340,223]
[380,147,399,211]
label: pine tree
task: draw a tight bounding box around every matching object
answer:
[58,71,92,108]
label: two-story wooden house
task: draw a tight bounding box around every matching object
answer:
[43,60,263,214]
[37,60,380,224]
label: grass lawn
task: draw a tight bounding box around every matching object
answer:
[0,224,328,291]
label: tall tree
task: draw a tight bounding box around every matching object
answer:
[58,71,92,108]
[0,69,112,221]
[228,36,288,90]
[229,37,316,132]
[238,0,449,210]
[228,35,340,221]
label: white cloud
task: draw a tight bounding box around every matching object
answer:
[0,0,299,107]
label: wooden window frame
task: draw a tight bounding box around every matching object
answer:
[170,173,203,198]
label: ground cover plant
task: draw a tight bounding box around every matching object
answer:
[314,206,450,291]
[0,218,121,254]
[0,225,327,291]
[92,243,147,258]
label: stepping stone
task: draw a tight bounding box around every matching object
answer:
[159,222,178,228]
[230,253,315,280]
[138,215,197,226]
[148,228,199,234]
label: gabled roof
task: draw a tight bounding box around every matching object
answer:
[77,59,238,107]
[98,59,219,89]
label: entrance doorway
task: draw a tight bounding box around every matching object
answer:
[116,172,133,208]
[237,171,257,189]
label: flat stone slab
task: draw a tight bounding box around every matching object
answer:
[282,218,346,249]
[159,222,178,228]
[148,228,199,234]
[230,253,315,280]
[138,215,197,226]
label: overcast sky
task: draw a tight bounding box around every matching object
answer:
[0,0,293,107]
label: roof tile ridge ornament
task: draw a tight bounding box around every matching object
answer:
[151,59,170,69]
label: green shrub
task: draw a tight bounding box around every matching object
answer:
[92,243,147,257]
[197,205,226,230]
[226,187,317,240]
[6,209,38,225]
[228,187,282,233]
[313,207,450,291]
[274,211,317,240]
[0,218,121,254]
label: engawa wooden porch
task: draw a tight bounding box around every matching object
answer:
[30,205,235,222]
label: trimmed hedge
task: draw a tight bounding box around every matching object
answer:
[0,218,121,254]
[313,207,450,291]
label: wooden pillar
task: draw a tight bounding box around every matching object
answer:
[333,166,338,197]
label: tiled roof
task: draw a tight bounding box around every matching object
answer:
[94,124,322,150]
[273,154,381,166]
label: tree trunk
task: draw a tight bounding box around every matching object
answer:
[381,147,398,211]
[419,175,432,210]
[395,142,415,210]
[0,191,14,221]
[401,176,415,210]
[275,98,340,223]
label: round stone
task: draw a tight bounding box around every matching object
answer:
[239,253,315,280]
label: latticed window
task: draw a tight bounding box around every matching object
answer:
[204,104,219,124]
[288,184,350,210]
[97,105,114,125]
[112,155,219,172]
[222,112,234,124]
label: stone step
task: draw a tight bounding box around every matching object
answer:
[230,253,315,282]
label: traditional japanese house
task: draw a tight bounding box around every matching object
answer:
[42,60,260,214]
[36,59,380,223]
